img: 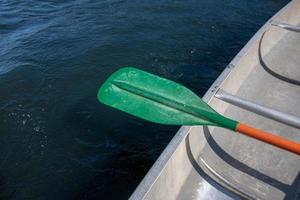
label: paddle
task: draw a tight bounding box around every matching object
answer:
[97,67,300,155]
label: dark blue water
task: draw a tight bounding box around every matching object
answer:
[0,0,289,199]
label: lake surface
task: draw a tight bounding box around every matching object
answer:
[0,0,289,199]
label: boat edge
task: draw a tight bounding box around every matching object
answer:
[129,1,294,199]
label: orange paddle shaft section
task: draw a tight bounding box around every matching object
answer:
[236,123,300,155]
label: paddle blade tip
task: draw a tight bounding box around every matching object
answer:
[97,66,137,100]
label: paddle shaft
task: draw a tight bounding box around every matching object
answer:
[236,123,300,155]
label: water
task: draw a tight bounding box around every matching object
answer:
[0,0,289,199]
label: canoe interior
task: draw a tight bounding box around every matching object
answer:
[130,1,300,199]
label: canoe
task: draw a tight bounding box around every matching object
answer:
[130,1,300,199]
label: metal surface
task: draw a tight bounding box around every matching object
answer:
[215,89,300,129]
[271,21,300,32]
[130,1,300,199]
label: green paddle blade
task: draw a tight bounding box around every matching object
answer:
[97,67,237,130]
